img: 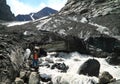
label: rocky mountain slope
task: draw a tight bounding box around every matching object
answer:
[34,0,120,52]
[38,0,120,36]
[16,7,58,21]
[0,0,15,21]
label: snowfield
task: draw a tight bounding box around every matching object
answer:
[2,21,30,27]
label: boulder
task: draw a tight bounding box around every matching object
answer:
[78,59,100,77]
[14,77,24,84]
[106,48,120,65]
[20,70,31,83]
[51,63,69,72]
[99,71,116,84]
[29,72,40,84]
[106,56,120,65]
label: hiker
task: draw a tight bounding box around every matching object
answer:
[32,50,39,68]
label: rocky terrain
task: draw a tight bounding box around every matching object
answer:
[0,0,15,21]
[0,0,120,83]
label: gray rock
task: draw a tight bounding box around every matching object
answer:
[99,71,116,84]
[108,79,120,84]
[14,77,24,84]
[29,72,40,84]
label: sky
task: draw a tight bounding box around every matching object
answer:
[6,0,67,16]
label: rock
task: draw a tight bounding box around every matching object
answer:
[108,79,120,84]
[0,0,15,21]
[99,71,116,84]
[78,58,100,77]
[20,70,31,83]
[20,71,26,79]
[39,48,47,56]
[29,72,40,84]
[40,74,51,82]
[0,54,19,83]
[35,35,88,54]
[106,51,120,65]
[14,77,24,84]
[94,0,106,4]
[87,35,117,53]
[51,63,69,72]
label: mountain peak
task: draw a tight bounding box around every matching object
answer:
[15,7,58,21]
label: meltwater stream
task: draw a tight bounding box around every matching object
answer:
[39,52,120,84]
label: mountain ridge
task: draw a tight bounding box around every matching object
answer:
[0,0,15,21]
[16,7,58,21]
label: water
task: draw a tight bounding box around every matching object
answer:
[39,52,120,84]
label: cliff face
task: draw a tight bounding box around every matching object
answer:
[31,0,120,55]
[0,0,15,21]
[60,0,120,35]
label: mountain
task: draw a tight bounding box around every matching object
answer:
[33,7,58,19]
[34,0,120,53]
[15,7,58,21]
[0,0,15,21]
[37,0,120,36]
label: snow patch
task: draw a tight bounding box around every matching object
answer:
[6,21,29,27]
[68,27,73,30]
[58,29,66,35]
[30,13,35,21]
[80,17,88,23]
[89,22,110,35]
[36,18,52,30]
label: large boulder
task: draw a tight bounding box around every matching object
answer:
[78,58,100,77]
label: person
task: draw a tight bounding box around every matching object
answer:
[32,50,39,68]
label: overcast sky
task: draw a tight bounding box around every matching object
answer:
[6,0,67,16]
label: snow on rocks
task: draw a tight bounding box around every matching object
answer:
[37,18,52,30]
[89,22,111,35]
[4,21,29,27]
[38,52,120,84]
